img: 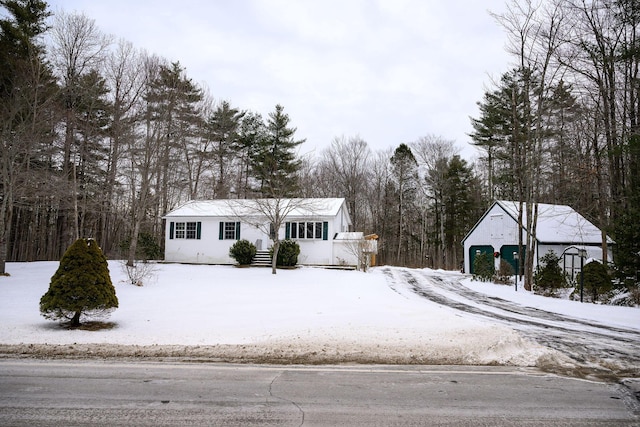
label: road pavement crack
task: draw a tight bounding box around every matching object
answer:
[268,371,305,426]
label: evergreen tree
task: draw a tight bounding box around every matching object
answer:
[473,252,494,282]
[40,238,118,326]
[235,111,265,198]
[612,135,640,293]
[443,155,483,270]
[238,105,306,274]
[533,250,567,297]
[390,143,418,265]
[251,104,304,197]
[145,61,203,208]
[578,261,613,303]
[470,69,529,200]
[207,100,244,198]
[73,69,113,239]
[0,0,56,274]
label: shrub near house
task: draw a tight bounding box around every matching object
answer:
[534,251,568,297]
[473,252,494,282]
[577,261,613,303]
[229,239,257,266]
[272,240,300,267]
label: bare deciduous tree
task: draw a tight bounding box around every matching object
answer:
[318,135,371,231]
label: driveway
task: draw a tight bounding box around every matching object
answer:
[381,267,640,381]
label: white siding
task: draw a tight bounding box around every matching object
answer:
[164,200,353,265]
[490,214,504,240]
[463,201,612,274]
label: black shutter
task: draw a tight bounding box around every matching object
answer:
[322,222,328,240]
[169,222,174,239]
[235,222,241,240]
[219,222,224,240]
[196,222,201,239]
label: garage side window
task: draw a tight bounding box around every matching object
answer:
[169,221,201,239]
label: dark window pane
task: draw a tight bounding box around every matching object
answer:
[175,222,185,239]
[224,222,236,239]
[186,222,197,239]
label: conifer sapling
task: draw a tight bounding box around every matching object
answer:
[40,238,118,327]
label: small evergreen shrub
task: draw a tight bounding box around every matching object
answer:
[576,261,613,303]
[473,252,494,282]
[272,239,300,267]
[119,232,162,261]
[533,250,567,297]
[229,239,257,265]
[40,238,118,327]
[494,259,515,285]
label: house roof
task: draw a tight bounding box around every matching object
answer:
[462,200,613,245]
[164,198,348,220]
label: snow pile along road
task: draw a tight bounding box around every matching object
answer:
[0,262,555,366]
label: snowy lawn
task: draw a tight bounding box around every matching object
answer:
[462,276,638,331]
[0,261,635,366]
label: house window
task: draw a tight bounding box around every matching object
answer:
[219,221,241,240]
[175,222,185,239]
[170,221,201,239]
[224,222,236,239]
[186,222,197,239]
[287,222,328,240]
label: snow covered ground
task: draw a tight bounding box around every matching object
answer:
[0,261,637,369]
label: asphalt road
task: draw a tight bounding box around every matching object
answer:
[1,360,638,426]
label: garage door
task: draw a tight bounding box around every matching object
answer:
[500,245,526,274]
[468,245,494,274]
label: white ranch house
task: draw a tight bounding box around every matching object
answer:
[462,201,613,278]
[163,198,363,266]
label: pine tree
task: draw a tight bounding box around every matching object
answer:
[40,238,118,327]
[207,100,245,198]
[251,104,304,197]
[533,251,567,297]
[578,261,613,303]
[473,252,494,282]
[390,143,418,265]
[612,135,640,293]
[235,111,265,198]
[443,155,483,270]
[0,0,55,274]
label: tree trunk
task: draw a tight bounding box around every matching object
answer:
[127,220,141,268]
[525,203,538,290]
[0,237,6,275]
[71,310,82,327]
[271,239,279,275]
[0,187,11,274]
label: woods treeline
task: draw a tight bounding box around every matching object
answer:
[1,1,638,292]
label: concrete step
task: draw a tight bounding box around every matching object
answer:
[251,251,272,266]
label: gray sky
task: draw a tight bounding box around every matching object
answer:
[46,0,513,160]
